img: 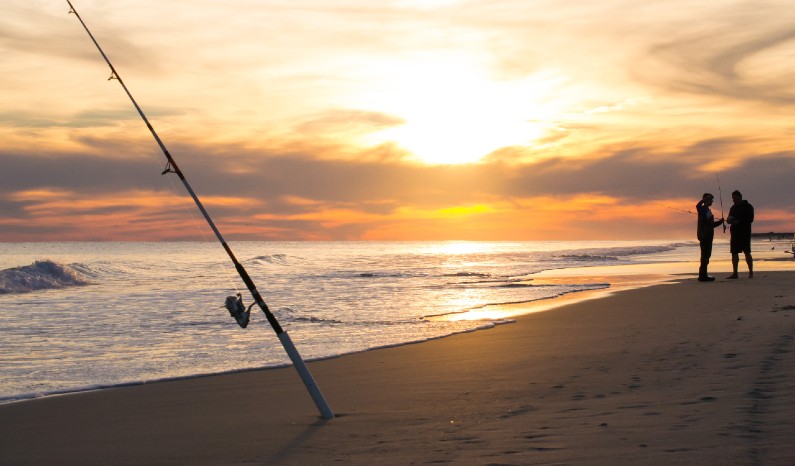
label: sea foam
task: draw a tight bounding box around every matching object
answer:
[0,260,92,294]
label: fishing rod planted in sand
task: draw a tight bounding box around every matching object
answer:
[66,0,334,420]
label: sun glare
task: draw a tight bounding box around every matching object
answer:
[354,57,565,165]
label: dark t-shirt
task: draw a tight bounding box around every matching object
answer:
[728,200,754,237]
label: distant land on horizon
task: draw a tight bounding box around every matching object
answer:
[752,232,794,240]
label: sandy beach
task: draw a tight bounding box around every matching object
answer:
[2,264,795,465]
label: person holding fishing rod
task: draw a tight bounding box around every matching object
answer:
[726,190,754,279]
[696,193,725,282]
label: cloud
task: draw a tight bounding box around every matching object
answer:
[639,10,795,105]
[2,132,794,240]
[0,109,142,129]
[294,109,405,135]
[1,3,157,71]
[3,0,795,240]
[3,136,793,207]
[504,142,795,204]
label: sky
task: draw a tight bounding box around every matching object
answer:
[1,0,794,241]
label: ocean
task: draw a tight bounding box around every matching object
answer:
[0,239,727,403]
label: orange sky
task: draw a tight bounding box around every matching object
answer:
[1,0,794,241]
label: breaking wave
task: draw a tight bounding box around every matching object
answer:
[0,260,93,294]
[555,243,687,263]
[560,254,620,262]
[249,254,305,266]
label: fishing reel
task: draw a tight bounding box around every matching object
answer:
[224,293,253,328]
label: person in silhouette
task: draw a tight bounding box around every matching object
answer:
[726,190,754,279]
[696,193,725,282]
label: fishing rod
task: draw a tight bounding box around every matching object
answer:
[715,173,726,232]
[655,203,696,215]
[67,0,334,420]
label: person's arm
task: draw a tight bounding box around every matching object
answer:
[696,200,706,215]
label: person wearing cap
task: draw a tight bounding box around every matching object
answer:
[726,190,754,279]
[696,193,725,282]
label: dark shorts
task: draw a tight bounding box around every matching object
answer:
[730,233,751,254]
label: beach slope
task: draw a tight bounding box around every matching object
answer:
[2,272,795,464]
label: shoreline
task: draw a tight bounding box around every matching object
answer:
[2,257,792,406]
[0,258,686,406]
[2,265,795,463]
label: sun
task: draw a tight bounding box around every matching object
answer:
[353,56,565,164]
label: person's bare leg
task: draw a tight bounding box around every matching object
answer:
[745,252,753,278]
[727,253,739,279]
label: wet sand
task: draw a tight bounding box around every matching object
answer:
[2,266,794,464]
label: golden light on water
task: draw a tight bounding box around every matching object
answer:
[425,240,499,256]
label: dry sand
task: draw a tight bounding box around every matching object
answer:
[2,265,795,465]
